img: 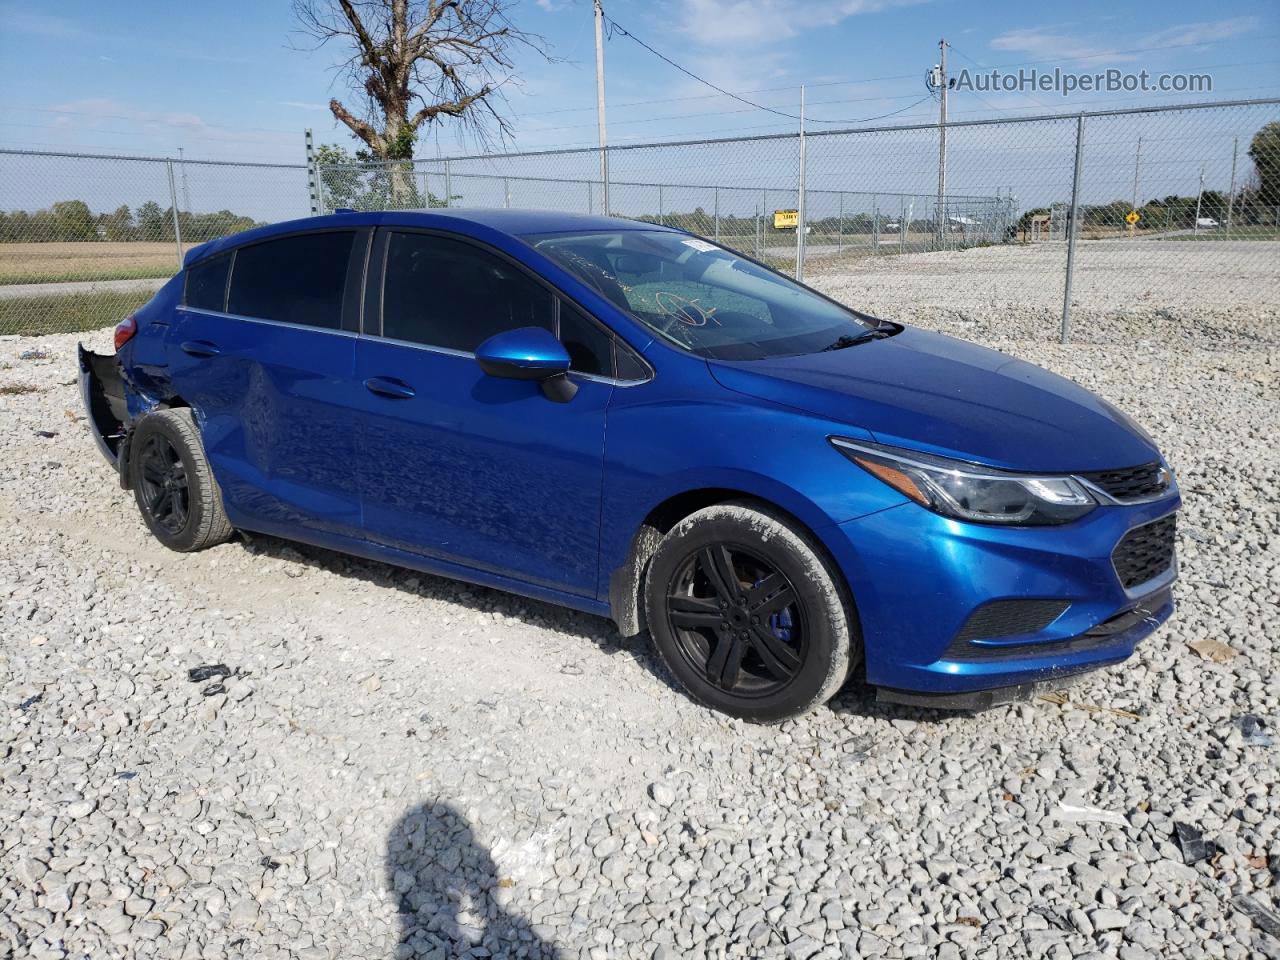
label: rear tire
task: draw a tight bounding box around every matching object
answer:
[644,501,857,722]
[128,408,233,552]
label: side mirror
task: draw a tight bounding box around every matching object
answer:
[475,326,577,403]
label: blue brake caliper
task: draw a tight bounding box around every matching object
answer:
[753,577,794,642]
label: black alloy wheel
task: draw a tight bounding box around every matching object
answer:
[136,434,190,535]
[666,544,806,697]
[644,502,857,722]
[127,408,234,552]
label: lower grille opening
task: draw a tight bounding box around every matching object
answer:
[942,599,1070,660]
[1112,514,1177,590]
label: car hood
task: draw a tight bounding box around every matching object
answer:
[707,326,1159,472]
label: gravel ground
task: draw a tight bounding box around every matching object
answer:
[2,242,1279,960]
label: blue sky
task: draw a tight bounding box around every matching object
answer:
[1,0,1276,165]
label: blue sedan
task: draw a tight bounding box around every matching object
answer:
[79,209,1179,721]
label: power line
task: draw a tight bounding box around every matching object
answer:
[602,13,933,125]
[513,30,1279,120]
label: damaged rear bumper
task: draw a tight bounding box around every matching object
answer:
[78,344,131,485]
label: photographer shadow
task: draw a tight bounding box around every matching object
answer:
[387,800,561,960]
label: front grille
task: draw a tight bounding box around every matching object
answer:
[1112,514,1177,590]
[1078,462,1168,501]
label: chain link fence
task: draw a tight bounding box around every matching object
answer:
[0,151,310,336]
[1,97,1276,339]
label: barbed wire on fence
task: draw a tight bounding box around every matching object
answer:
[1,97,1276,340]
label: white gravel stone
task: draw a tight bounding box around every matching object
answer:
[1,257,1277,959]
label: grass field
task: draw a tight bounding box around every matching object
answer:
[0,289,152,336]
[0,241,195,285]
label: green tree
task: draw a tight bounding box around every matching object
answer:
[51,200,96,241]
[136,201,166,241]
[99,204,135,241]
[1248,121,1280,207]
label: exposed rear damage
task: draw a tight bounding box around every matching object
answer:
[78,345,132,486]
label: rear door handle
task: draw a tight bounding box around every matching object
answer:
[364,376,416,399]
[180,340,220,358]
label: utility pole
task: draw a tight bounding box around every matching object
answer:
[1129,135,1141,234]
[935,38,948,251]
[1225,136,1238,240]
[1193,166,1205,236]
[593,0,609,215]
[795,85,807,281]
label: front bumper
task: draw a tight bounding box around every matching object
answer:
[824,493,1180,698]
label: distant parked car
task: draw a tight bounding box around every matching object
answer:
[1195,217,1219,228]
[80,209,1180,720]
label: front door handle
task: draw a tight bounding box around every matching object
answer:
[180,340,220,358]
[364,376,416,399]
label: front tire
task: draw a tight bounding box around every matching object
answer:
[644,502,857,722]
[128,408,233,552]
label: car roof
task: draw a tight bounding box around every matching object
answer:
[185,208,676,266]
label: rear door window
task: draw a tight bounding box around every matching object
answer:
[381,232,554,351]
[185,254,230,312]
[228,231,356,330]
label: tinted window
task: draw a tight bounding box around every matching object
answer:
[185,254,230,312]
[382,232,553,351]
[559,302,612,376]
[614,340,650,381]
[228,231,355,330]
[524,230,876,360]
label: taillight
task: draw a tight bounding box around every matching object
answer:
[114,314,138,351]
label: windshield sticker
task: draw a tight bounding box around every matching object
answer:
[681,238,718,253]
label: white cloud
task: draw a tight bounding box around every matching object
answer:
[51,98,211,134]
[0,9,87,40]
[1140,16,1259,49]
[989,28,1141,65]
[677,0,926,47]
[989,16,1260,66]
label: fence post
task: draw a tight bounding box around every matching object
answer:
[658,184,664,226]
[504,178,511,209]
[304,129,319,216]
[714,186,720,241]
[166,160,183,267]
[900,198,907,253]
[837,192,843,253]
[444,161,452,207]
[872,194,879,254]
[1225,136,1238,240]
[795,87,807,282]
[754,206,761,258]
[1061,113,1086,343]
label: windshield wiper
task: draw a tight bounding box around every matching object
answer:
[820,325,896,351]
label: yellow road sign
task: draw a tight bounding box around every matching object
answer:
[1125,210,1140,225]
[774,209,798,229]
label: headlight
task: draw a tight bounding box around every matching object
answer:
[831,438,1096,525]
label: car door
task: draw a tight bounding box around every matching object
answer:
[165,228,367,538]
[353,228,632,598]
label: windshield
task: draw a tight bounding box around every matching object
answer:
[521,229,876,360]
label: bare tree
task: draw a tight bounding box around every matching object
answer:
[294,0,550,160]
